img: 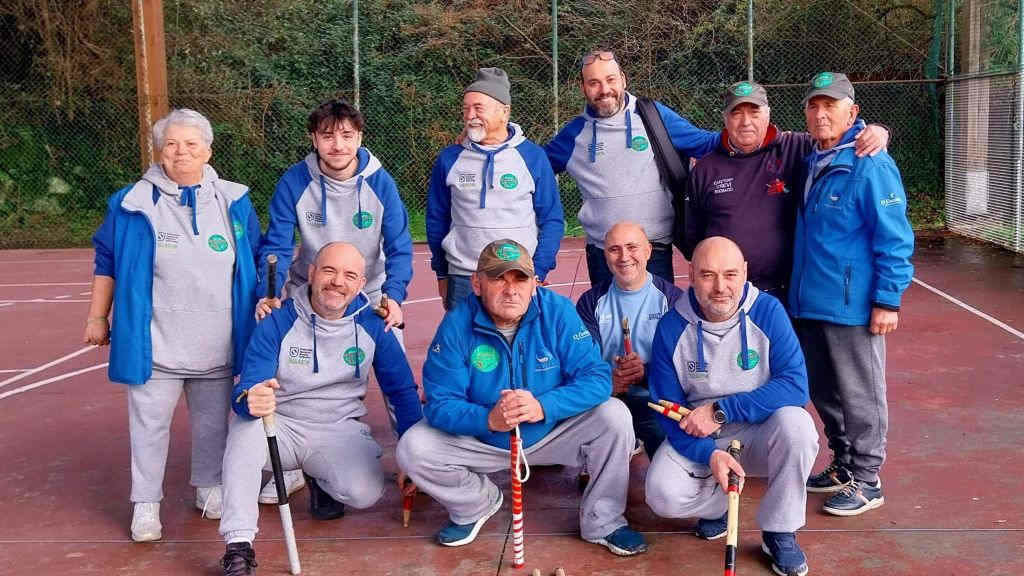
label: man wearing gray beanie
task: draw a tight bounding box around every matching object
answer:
[426,67,564,312]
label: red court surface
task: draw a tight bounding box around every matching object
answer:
[1,234,1022,575]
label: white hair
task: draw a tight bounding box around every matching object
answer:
[152,108,214,150]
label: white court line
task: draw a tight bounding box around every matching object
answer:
[0,259,91,265]
[912,277,1024,340]
[0,282,91,287]
[0,299,90,303]
[0,303,12,308]
[0,369,29,374]
[54,295,71,299]
[79,291,92,296]
[0,363,108,400]
[0,345,98,390]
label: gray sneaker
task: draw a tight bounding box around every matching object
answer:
[806,461,853,493]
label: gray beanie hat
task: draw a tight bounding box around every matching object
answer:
[464,67,511,105]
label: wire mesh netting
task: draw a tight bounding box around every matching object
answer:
[1,0,953,248]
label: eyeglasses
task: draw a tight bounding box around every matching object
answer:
[581,50,616,67]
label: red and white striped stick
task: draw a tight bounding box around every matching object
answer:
[510,426,526,568]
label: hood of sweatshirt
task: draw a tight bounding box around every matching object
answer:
[457,122,527,209]
[303,147,382,227]
[674,282,762,373]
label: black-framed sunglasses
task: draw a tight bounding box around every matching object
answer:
[581,50,616,68]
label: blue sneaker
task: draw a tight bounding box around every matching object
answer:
[436,492,503,547]
[696,513,728,540]
[585,525,648,556]
[761,531,809,576]
[823,478,884,516]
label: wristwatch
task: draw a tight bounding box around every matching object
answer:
[711,401,727,425]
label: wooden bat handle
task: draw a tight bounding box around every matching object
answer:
[266,254,278,300]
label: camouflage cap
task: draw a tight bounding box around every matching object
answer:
[476,238,535,278]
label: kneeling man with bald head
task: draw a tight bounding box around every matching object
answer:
[645,237,817,576]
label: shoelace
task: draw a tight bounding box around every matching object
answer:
[222,548,257,573]
[837,478,862,498]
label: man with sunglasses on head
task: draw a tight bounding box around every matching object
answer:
[545,49,719,286]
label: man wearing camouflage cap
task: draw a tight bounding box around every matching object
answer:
[790,72,914,517]
[684,80,890,304]
[398,239,647,556]
[427,67,565,312]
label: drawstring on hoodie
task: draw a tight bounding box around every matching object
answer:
[624,110,633,149]
[355,174,364,221]
[353,319,361,379]
[471,142,509,208]
[311,314,320,374]
[739,309,750,370]
[696,320,707,372]
[179,185,200,235]
[319,174,328,226]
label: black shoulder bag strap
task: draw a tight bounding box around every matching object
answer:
[634,97,691,253]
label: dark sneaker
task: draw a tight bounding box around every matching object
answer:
[437,491,503,547]
[305,473,345,521]
[221,542,257,576]
[806,461,853,493]
[823,478,884,516]
[696,513,728,540]
[585,525,648,556]
[761,531,809,576]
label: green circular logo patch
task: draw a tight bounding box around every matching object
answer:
[343,346,366,366]
[470,344,499,372]
[232,219,244,239]
[352,211,374,229]
[812,72,834,88]
[500,173,518,189]
[631,136,649,151]
[737,349,760,370]
[733,82,754,96]
[208,234,229,252]
[495,243,521,262]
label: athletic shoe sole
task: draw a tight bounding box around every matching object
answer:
[823,496,884,516]
[697,527,727,541]
[131,528,162,542]
[259,473,308,504]
[583,532,649,556]
[806,481,851,494]
[439,491,503,547]
[761,542,810,576]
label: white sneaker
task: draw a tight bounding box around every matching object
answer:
[259,470,306,505]
[196,486,223,519]
[131,502,162,542]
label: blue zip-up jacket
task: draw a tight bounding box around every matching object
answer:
[544,93,719,247]
[231,289,422,436]
[789,120,915,325]
[92,174,261,385]
[648,284,808,465]
[426,123,564,280]
[422,287,611,450]
[260,148,413,303]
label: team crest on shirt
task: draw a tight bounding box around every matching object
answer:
[457,172,477,186]
[470,344,499,373]
[305,211,325,226]
[352,211,374,229]
[686,360,710,380]
[288,347,313,366]
[157,231,180,250]
[631,136,649,151]
[343,346,366,366]
[737,349,760,370]
[499,173,518,189]
[208,234,230,252]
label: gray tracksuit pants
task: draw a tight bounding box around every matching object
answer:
[128,375,232,503]
[219,413,384,544]
[645,406,818,533]
[396,398,634,542]
[796,319,888,484]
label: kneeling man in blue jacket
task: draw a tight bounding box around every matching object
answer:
[218,242,423,575]
[397,238,646,556]
[646,237,817,576]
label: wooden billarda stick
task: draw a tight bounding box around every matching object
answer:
[264,255,302,575]
[510,426,526,568]
[621,317,633,356]
[724,440,743,576]
[402,478,414,528]
[376,293,406,330]
[647,401,692,421]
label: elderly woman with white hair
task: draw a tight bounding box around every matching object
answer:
[82,108,261,542]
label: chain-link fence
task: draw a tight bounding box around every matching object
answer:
[1,0,948,248]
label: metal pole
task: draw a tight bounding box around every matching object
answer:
[945,0,956,226]
[353,0,360,109]
[1015,0,1023,252]
[747,0,754,81]
[552,0,559,135]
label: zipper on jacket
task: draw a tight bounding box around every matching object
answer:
[843,266,852,306]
